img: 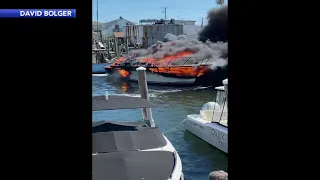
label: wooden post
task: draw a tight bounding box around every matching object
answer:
[115,38,119,58]
[209,170,228,180]
[125,37,129,54]
[136,67,155,127]
[107,38,111,59]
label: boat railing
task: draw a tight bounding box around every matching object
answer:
[163,57,212,67]
[121,56,213,68]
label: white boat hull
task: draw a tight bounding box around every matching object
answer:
[142,135,184,180]
[128,71,196,85]
[185,114,228,153]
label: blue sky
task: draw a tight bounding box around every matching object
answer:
[92,0,228,25]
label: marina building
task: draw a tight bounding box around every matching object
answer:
[124,19,203,48]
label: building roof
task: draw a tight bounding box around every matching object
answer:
[103,17,134,29]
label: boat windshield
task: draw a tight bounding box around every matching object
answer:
[216,88,228,113]
[213,86,228,126]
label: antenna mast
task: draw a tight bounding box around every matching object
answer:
[96,0,99,40]
[162,7,168,20]
[216,0,224,6]
[201,17,204,27]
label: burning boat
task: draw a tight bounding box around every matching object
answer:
[105,52,216,85]
[105,35,228,86]
[106,6,228,86]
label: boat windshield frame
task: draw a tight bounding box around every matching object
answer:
[214,86,228,125]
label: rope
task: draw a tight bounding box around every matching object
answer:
[163,119,187,134]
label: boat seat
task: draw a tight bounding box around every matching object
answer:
[200,110,214,122]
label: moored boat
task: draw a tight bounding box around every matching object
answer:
[184,78,228,153]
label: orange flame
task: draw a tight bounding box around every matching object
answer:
[149,66,210,77]
[109,50,211,78]
[118,69,129,77]
[140,51,193,66]
[114,57,126,65]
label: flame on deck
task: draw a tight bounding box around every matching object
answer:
[114,57,126,65]
[140,51,194,67]
[149,66,210,77]
[110,51,211,78]
[118,69,130,77]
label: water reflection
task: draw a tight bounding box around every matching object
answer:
[183,131,228,172]
[120,81,129,93]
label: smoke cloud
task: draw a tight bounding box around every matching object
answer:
[199,5,228,43]
[125,5,228,70]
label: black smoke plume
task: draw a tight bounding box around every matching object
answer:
[123,5,228,70]
[199,5,228,43]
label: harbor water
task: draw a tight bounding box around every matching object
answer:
[92,75,228,180]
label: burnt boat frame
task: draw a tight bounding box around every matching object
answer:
[106,64,212,79]
[105,55,228,86]
[106,56,213,78]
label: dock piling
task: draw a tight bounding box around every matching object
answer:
[125,37,129,54]
[136,67,155,127]
[115,38,119,58]
[209,170,228,180]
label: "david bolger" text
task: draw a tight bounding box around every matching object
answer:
[20,10,72,17]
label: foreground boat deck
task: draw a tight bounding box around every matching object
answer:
[93,151,175,180]
[92,121,176,180]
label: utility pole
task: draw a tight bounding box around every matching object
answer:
[216,0,224,6]
[201,17,204,27]
[162,7,168,20]
[96,0,99,40]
